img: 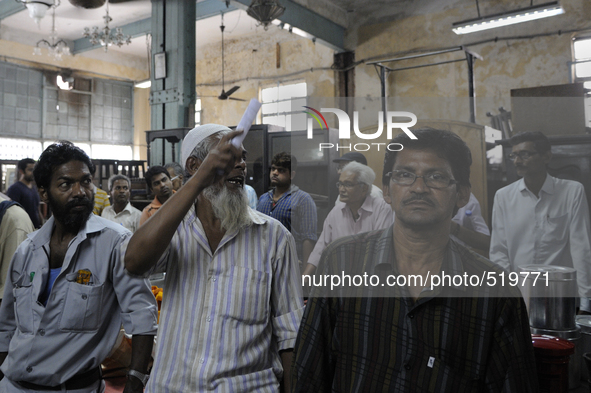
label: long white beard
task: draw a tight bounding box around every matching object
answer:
[202,184,252,233]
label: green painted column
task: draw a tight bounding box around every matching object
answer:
[150,0,196,131]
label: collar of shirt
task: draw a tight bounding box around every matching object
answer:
[338,193,376,216]
[374,226,468,297]
[183,204,269,254]
[28,214,106,251]
[149,190,176,209]
[121,202,135,214]
[518,173,554,196]
[267,184,299,198]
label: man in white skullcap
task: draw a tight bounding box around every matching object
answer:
[124,124,304,393]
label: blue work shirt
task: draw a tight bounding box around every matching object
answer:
[0,214,158,387]
[257,184,317,261]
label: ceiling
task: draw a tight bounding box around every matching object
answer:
[0,0,255,58]
[0,0,464,61]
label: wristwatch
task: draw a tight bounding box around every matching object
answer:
[127,369,149,387]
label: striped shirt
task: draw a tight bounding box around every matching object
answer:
[257,185,317,261]
[141,206,304,393]
[293,226,538,392]
[92,186,110,216]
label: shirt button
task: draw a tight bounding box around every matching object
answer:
[199,358,204,364]
[81,294,88,300]
[206,317,211,322]
[408,313,414,319]
[26,366,33,373]
[404,364,411,370]
[212,278,217,282]
[39,329,45,336]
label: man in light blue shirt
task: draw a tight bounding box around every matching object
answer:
[0,141,157,392]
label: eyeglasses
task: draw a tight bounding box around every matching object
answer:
[508,151,538,161]
[387,170,457,189]
[336,181,362,189]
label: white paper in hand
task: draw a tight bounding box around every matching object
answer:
[232,99,262,148]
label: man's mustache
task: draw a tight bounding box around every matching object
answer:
[65,198,92,210]
[402,195,435,206]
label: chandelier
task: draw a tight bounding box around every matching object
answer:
[33,6,70,60]
[83,0,130,52]
[246,0,285,30]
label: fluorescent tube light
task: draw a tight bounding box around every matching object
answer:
[452,2,564,35]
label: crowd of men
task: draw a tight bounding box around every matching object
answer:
[0,124,588,392]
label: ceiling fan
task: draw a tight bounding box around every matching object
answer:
[215,13,245,101]
[68,0,139,8]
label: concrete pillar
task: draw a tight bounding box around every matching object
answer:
[150,0,196,130]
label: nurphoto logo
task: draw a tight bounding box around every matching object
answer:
[303,107,418,151]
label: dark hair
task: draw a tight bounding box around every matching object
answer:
[145,166,169,190]
[108,174,131,191]
[383,128,472,188]
[17,158,35,172]
[509,131,551,154]
[271,152,297,173]
[34,141,95,189]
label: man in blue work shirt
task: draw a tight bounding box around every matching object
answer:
[257,152,317,265]
[0,141,157,393]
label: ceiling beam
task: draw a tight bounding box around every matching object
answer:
[0,1,25,20]
[229,0,345,52]
[72,0,237,54]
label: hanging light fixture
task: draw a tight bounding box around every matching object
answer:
[452,1,564,35]
[15,0,58,27]
[82,0,131,52]
[246,0,285,30]
[33,6,70,60]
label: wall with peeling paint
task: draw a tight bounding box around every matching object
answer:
[195,29,335,127]
[351,0,591,127]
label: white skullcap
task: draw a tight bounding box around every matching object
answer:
[181,123,232,167]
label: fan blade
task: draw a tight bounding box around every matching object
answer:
[225,86,240,96]
[228,97,247,102]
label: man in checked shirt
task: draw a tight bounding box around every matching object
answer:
[125,124,304,393]
[292,128,538,392]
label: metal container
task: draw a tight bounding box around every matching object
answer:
[520,265,578,330]
[531,328,581,389]
[576,315,591,381]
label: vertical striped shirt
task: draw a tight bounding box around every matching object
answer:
[293,226,538,392]
[142,206,304,393]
